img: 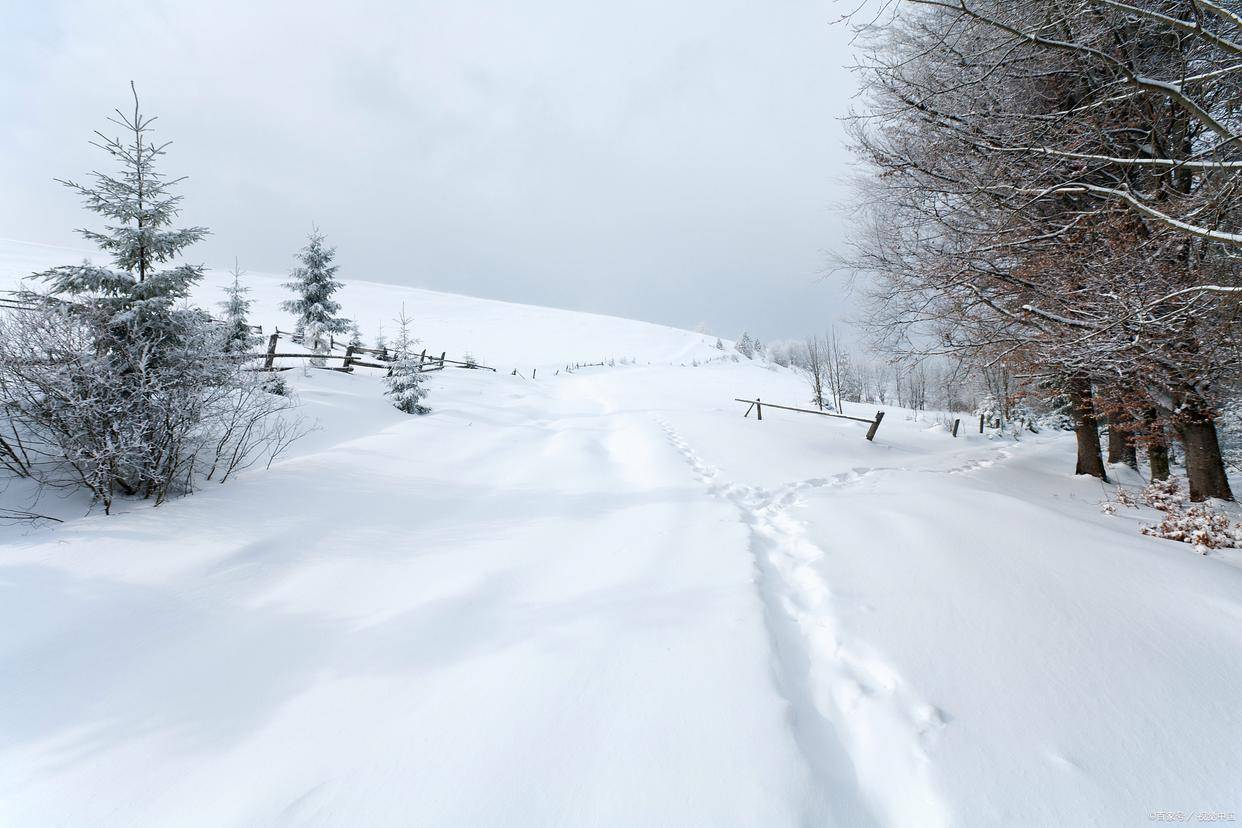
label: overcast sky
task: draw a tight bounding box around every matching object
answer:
[1,0,859,341]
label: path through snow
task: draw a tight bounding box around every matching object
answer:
[3,360,1242,826]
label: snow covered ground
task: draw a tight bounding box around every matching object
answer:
[1,239,1241,825]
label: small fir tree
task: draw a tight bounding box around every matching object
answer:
[281,228,349,364]
[219,259,257,353]
[384,306,430,414]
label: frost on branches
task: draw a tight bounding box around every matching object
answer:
[384,307,430,415]
[281,228,349,365]
[0,85,302,513]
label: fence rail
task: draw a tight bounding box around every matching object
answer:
[733,397,886,441]
[260,330,496,373]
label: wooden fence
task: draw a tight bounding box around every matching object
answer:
[734,397,886,441]
[254,330,496,374]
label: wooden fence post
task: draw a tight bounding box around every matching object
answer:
[532,368,537,379]
[756,397,763,421]
[979,414,985,433]
[865,411,885,441]
[343,345,356,371]
[952,418,960,437]
[264,332,278,369]
[439,351,446,369]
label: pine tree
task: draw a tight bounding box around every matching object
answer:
[715,337,724,351]
[219,259,257,353]
[38,82,208,363]
[281,228,348,364]
[348,319,364,349]
[736,332,755,359]
[375,322,388,354]
[6,84,295,510]
[384,306,429,414]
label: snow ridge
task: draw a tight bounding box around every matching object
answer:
[659,421,948,827]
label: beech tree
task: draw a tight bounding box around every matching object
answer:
[844,0,1242,499]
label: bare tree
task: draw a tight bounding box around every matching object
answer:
[842,0,1242,498]
[803,335,829,410]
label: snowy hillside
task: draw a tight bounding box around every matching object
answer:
[0,239,726,371]
[1,239,1241,826]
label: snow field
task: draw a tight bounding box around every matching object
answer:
[1,239,1241,825]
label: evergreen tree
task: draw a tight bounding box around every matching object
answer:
[736,332,755,359]
[38,82,208,363]
[348,319,364,349]
[219,259,257,353]
[375,322,388,353]
[281,228,348,364]
[384,306,430,415]
[715,337,724,351]
[4,84,296,510]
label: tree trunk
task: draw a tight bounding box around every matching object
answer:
[1107,418,1138,469]
[1176,408,1233,501]
[1068,376,1107,481]
[1144,408,1170,482]
[1107,419,1125,464]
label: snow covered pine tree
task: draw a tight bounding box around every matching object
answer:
[384,306,430,415]
[736,332,754,359]
[220,259,258,353]
[0,84,301,512]
[281,228,349,365]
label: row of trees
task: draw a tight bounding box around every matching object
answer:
[843,0,1242,500]
[771,333,974,413]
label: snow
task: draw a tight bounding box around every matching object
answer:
[2,239,1241,825]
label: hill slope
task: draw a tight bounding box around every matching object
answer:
[0,238,726,370]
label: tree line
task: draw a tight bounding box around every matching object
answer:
[841,0,1242,500]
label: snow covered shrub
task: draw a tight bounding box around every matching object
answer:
[736,332,755,359]
[263,374,291,397]
[1141,506,1242,555]
[1008,400,1038,436]
[1036,411,1075,432]
[1142,478,1186,513]
[1106,477,1241,554]
[0,86,305,513]
[975,394,1003,430]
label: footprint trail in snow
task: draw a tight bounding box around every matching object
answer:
[658,420,949,828]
